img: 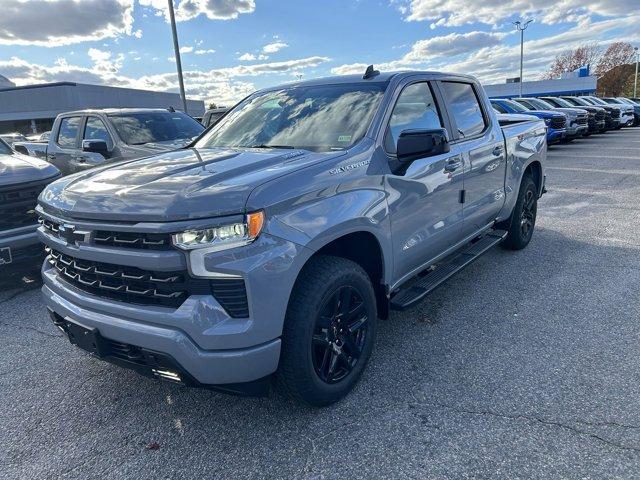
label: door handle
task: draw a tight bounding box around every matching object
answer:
[444,160,462,172]
[72,155,87,163]
[47,153,56,160]
[492,146,504,157]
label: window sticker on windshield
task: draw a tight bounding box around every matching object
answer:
[338,135,352,142]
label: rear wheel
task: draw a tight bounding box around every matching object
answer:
[501,174,538,250]
[277,255,377,406]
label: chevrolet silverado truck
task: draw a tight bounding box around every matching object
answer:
[537,97,606,134]
[563,97,622,130]
[602,98,636,127]
[14,108,204,176]
[513,97,592,137]
[1,138,60,271]
[490,98,567,143]
[37,70,546,406]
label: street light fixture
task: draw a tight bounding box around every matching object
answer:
[514,19,533,98]
[167,0,188,114]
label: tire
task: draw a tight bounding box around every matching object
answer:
[277,255,377,406]
[501,174,538,250]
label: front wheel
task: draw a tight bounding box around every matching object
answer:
[277,256,377,406]
[501,174,538,250]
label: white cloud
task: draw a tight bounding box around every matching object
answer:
[331,15,640,83]
[1,55,330,107]
[262,41,289,54]
[400,0,640,26]
[139,0,255,22]
[0,0,135,47]
[238,53,257,61]
[180,46,194,54]
[195,49,216,55]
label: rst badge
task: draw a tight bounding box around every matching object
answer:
[0,247,12,265]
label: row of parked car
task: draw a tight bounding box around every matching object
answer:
[490,95,639,145]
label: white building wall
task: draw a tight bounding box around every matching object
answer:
[483,76,598,98]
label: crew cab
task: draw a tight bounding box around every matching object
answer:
[567,97,623,129]
[37,70,546,406]
[1,138,59,270]
[14,109,204,176]
[490,98,566,143]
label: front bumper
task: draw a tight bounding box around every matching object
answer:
[565,121,588,138]
[0,224,44,268]
[43,266,281,386]
[547,128,566,144]
[38,209,313,387]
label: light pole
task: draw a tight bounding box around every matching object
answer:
[634,47,638,98]
[167,0,188,114]
[514,19,533,98]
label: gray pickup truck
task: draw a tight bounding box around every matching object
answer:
[37,70,546,405]
[15,108,204,176]
[1,139,59,271]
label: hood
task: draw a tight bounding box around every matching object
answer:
[39,147,345,222]
[130,138,195,154]
[0,151,60,187]
[529,110,566,119]
[552,107,588,117]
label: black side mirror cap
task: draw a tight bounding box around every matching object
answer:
[397,128,450,163]
[82,139,109,154]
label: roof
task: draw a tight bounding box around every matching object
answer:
[59,107,184,116]
[254,70,477,94]
[0,81,77,93]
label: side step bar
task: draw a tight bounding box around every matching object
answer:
[390,229,508,311]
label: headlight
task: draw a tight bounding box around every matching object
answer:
[544,118,551,125]
[172,211,265,251]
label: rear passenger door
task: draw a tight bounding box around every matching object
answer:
[48,116,82,175]
[438,81,506,237]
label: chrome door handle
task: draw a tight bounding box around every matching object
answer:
[47,153,56,160]
[444,160,462,172]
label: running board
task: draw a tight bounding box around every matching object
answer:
[390,229,508,311]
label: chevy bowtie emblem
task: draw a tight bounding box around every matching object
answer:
[58,224,91,245]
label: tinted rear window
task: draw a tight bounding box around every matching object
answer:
[109,112,204,145]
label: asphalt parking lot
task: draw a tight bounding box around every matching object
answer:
[2,127,640,479]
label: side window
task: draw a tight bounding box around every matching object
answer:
[385,82,442,153]
[441,82,487,138]
[57,117,81,148]
[84,117,113,149]
[492,102,507,114]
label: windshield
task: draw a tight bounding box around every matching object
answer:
[504,100,529,113]
[109,111,204,145]
[559,97,583,107]
[528,98,555,109]
[0,138,12,154]
[196,83,387,152]
[587,97,607,106]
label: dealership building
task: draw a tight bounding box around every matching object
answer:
[0,79,205,135]
[484,68,597,99]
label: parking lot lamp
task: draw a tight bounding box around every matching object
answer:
[634,47,638,98]
[514,19,533,98]
[167,0,189,115]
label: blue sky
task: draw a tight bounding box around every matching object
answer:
[1,0,638,105]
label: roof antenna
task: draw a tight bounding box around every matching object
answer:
[363,65,380,80]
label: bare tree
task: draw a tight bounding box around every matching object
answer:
[595,42,636,76]
[595,42,636,96]
[543,43,601,79]
[207,102,218,110]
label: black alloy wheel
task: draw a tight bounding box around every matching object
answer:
[312,285,368,384]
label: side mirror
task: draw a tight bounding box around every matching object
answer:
[397,128,450,163]
[82,139,109,155]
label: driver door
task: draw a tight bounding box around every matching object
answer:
[385,81,465,283]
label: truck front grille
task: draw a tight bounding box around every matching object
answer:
[611,110,621,119]
[550,117,566,129]
[1,180,50,231]
[576,116,588,125]
[40,218,172,250]
[47,248,249,316]
[595,111,605,121]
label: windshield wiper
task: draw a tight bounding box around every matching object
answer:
[248,144,295,149]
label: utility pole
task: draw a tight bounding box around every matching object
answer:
[167,0,188,114]
[634,47,638,98]
[514,19,533,98]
